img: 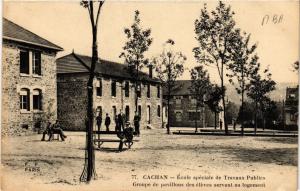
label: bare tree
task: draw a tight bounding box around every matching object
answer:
[80,0,105,183]
[153,39,186,134]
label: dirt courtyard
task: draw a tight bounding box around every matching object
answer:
[1,128,298,191]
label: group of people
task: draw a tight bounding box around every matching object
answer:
[95,110,141,136]
[41,120,67,141]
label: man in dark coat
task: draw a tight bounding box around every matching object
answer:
[117,110,125,131]
[96,113,102,131]
[41,122,52,141]
[104,113,111,132]
[133,112,140,136]
[49,120,67,141]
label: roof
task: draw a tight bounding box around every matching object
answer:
[3,18,63,51]
[163,80,193,96]
[57,52,160,83]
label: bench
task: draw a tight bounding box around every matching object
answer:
[93,131,134,151]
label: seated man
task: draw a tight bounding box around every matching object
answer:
[124,121,134,142]
[50,120,67,141]
[41,122,52,141]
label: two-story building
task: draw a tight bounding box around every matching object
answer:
[284,85,298,129]
[163,80,217,128]
[2,18,63,135]
[56,52,163,131]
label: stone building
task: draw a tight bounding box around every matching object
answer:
[284,85,298,129]
[56,52,162,131]
[2,18,63,135]
[163,80,218,127]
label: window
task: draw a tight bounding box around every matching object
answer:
[96,78,102,96]
[157,86,160,98]
[32,51,41,75]
[111,81,116,97]
[112,106,117,121]
[175,96,182,105]
[125,81,129,97]
[125,106,130,122]
[20,88,30,111]
[138,105,142,118]
[33,89,42,110]
[191,97,197,105]
[188,112,200,121]
[96,106,102,117]
[175,112,182,122]
[20,50,30,74]
[157,105,161,117]
[147,84,151,98]
[137,84,141,98]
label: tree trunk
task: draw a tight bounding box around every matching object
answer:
[86,26,97,182]
[214,111,217,129]
[167,94,170,134]
[195,104,198,132]
[254,102,258,134]
[220,62,228,135]
[241,89,244,136]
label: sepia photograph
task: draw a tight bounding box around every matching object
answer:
[1,1,299,191]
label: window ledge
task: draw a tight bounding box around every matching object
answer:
[20,110,31,114]
[33,110,44,114]
[20,73,30,77]
[111,96,116,98]
[32,74,42,78]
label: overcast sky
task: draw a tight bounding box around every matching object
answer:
[3,1,299,84]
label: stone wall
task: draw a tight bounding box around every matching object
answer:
[57,73,163,131]
[2,40,58,136]
[168,95,219,127]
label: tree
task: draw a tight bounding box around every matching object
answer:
[227,32,259,135]
[247,66,276,134]
[120,10,153,112]
[205,85,223,129]
[80,0,105,183]
[194,1,240,134]
[153,39,186,134]
[190,65,211,132]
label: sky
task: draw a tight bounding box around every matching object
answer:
[3,0,299,84]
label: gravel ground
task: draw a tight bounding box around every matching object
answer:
[1,128,298,191]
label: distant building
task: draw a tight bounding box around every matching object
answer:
[56,53,162,131]
[163,80,217,127]
[284,85,298,129]
[2,18,63,135]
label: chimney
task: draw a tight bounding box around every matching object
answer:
[149,64,153,78]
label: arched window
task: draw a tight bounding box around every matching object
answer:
[20,88,30,111]
[33,89,42,110]
[96,106,102,117]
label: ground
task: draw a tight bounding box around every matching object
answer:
[1,127,298,191]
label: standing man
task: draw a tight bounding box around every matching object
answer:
[117,110,125,131]
[219,119,223,130]
[134,112,140,136]
[96,112,102,131]
[104,113,111,132]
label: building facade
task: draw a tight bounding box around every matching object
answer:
[2,18,63,135]
[284,86,298,129]
[163,80,218,127]
[56,53,163,131]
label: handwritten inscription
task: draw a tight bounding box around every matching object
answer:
[262,14,283,26]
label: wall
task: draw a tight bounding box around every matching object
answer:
[168,95,218,127]
[2,40,58,136]
[57,73,163,131]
